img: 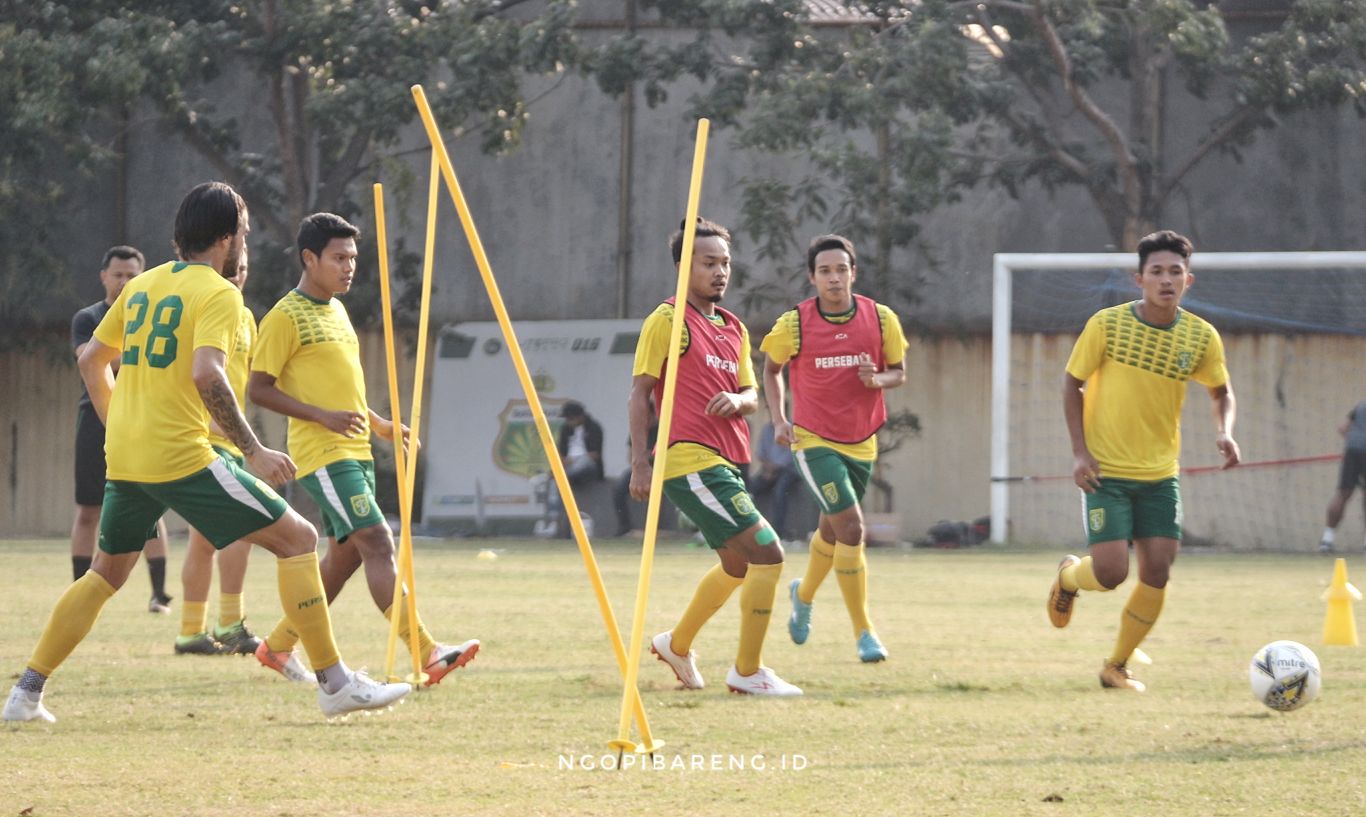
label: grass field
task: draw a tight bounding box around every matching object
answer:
[3,537,1366,816]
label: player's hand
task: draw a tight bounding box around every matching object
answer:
[317,409,367,437]
[1216,432,1241,469]
[773,419,795,447]
[629,462,652,501]
[246,446,297,487]
[857,357,881,389]
[705,391,744,417]
[1072,452,1102,493]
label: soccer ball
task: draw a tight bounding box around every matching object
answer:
[1248,640,1322,712]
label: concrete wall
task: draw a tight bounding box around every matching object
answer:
[6,329,1362,552]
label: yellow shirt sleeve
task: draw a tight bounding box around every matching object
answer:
[92,293,125,349]
[1190,325,1229,389]
[1065,314,1107,381]
[193,287,241,353]
[251,308,301,378]
[632,305,675,379]
[759,310,799,364]
[737,322,756,390]
[877,304,908,365]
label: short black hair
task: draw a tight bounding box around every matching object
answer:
[807,234,856,274]
[296,212,361,267]
[101,245,145,270]
[173,182,247,258]
[561,401,585,419]
[1137,230,1193,269]
[669,217,731,265]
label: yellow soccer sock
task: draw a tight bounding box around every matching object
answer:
[28,571,117,677]
[218,593,244,628]
[1061,555,1106,593]
[383,601,437,662]
[180,601,208,637]
[672,565,745,655]
[264,615,299,653]
[833,542,873,637]
[1109,582,1166,665]
[735,562,782,676]
[276,553,340,672]
[798,532,836,605]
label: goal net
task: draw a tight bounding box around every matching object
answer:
[992,252,1366,551]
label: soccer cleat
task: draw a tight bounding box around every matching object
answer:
[787,579,812,645]
[1099,660,1146,692]
[213,619,263,656]
[174,632,229,655]
[856,630,888,663]
[1047,555,1082,628]
[650,631,704,690]
[724,665,803,697]
[254,641,317,685]
[318,670,411,719]
[148,594,172,614]
[422,639,481,687]
[3,687,56,723]
[1319,539,1335,555]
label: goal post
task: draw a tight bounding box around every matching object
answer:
[991,250,1366,546]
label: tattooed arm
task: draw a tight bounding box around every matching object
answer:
[193,347,296,485]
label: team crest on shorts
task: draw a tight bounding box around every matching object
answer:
[822,482,839,506]
[730,493,756,517]
[1088,508,1105,533]
[351,494,371,518]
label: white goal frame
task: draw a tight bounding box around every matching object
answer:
[990,250,1366,544]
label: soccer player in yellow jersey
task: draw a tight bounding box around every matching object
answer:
[634,218,800,697]
[1047,230,1241,692]
[3,182,409,723]
[174,249,263,657]
[761,234,907,664]
[248,212,478,687]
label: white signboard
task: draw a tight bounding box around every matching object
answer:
[422,319,639,532]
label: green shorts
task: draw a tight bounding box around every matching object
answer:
[663,465,767,550]
[213,445,244,468]
[99,457,288,554]
[298,459,385,542]
[1082,476,1183,545]
[793,446,873,515]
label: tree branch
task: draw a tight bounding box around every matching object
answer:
[1160,105,1262,201]
[172,118,291,248]
[1030,0,1139,216]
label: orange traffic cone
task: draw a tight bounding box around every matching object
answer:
[1322,558,1361,646]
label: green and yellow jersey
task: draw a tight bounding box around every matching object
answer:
[252,289,371,477]
[1066,302,1229,481]
[207,305,257,457]
[633,302,757,480]
[92,261,241,483]
[761,301,907,461]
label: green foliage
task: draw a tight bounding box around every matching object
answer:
[0,0,583,343]
[590,0,1366,304]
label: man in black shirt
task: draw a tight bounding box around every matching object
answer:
[69,245,173,611]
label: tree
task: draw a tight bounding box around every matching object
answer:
[0,0,580,338]
[589,0,1366,299]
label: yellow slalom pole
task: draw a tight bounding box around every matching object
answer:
[374,183,428,686]
[610,118,710,758]
[394,151,442,680]
[408,83,659,751]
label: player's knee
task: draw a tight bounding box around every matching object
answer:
[834,518,864,545]
[747,525,785,565]
[1093,561,1128,590]
[349,524,394,558]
